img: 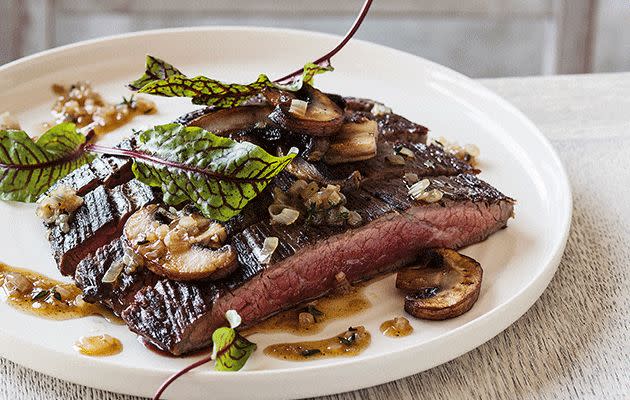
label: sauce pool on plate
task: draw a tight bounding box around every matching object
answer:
[264,326,371,361]
[242,285,371,337]
[0,262,120,322]
[74,334,123,357]
[380,316,413,337]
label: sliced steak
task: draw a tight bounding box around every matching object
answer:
[74,238,159,315]
[121,173,513,355]
[48,180,156,276]
[343,97,428,143]
[47,139,135,196]
[66,96,513,356]
[302,140,476,185]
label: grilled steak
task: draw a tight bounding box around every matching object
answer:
[120,172,512,355]
[48,180,156,276]
[75,238,159,315]
[47,139,135,196]
[50,97,514,355]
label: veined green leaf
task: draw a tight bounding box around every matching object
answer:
[139,73,273,109]
[211,310,256,372]
[128,55,184,91]
[0,123,94,202]
[276,62,334,90]
[128,55,333,108]
[130,123,297,221]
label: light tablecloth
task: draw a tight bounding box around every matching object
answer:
[2,73,629,400]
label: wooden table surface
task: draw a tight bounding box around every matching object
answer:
[1,73,629,400]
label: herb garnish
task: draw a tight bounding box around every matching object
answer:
[128,56,332,109]
[130,0,373,109]
[1,123,295,221]
[91,123,297,221]
[0,123,94,202]
[30,287,62,302]
[31,289,50,302]
[119,95,136,108]
[52,289,62,301]
[338,332,358,346]
[300,304,324,319]
[301,349,322,357]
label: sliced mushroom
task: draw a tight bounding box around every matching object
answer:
[186,105,273,135]
[285,156,361,191]
[396,248,482,320]
[123,205,237,281]
[323,116,378,165]
[266,85,344,137]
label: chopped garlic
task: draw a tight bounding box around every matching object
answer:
[430,136,480,165]
[370,102,392,116]
[258,237,279,264]
[386,154,406,166]
[398,147,415,158]
[408,179,431,199]
[289,99,308,117]
[36,185,83,225]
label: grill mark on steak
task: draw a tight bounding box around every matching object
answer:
[47,139,135,196]
[48,180,156,276]
[74,238,159,315]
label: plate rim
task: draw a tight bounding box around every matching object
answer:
[0,26,572,399]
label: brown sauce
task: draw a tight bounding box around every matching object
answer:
[74,334,123,357]
[264,326,370,361]
[242,287,371,337]
[0,262,120,322]
[380,316,413,337]
[44,81,157,136]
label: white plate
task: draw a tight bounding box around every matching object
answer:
[0,27,571,400]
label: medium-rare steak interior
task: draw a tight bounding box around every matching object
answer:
[41,94,514,355]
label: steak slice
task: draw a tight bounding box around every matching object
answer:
[301,140,477,185]
[47,139,135,196]
[121,173,513,355]
[47,180,156,276]
[74,238,159,315]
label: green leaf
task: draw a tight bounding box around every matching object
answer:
[130,123,297,221]
[128,55,333,108]
[0,123,94,202]
[211,311,256,372]
[139,72,273,109]
[211,327,256,372]
[276,62,334,91]
[128,55,184,91]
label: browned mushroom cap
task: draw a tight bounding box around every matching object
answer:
[124,205,237,281]
[186,104,274,135]
[323,114,378,165]
[396,248,482,320]
[265,85,344,137]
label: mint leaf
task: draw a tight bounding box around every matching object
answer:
[129,123,297,221]
[0,123,94,202]
[128,55,333,108]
